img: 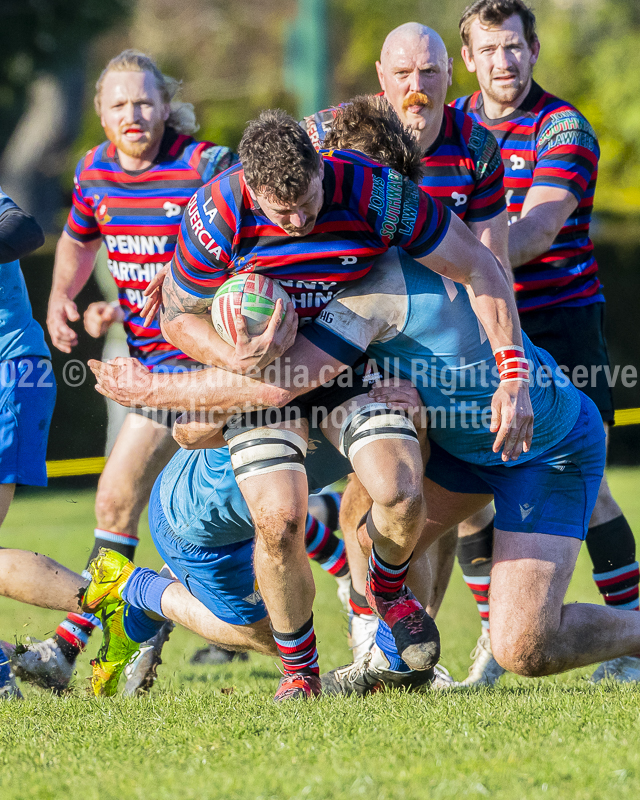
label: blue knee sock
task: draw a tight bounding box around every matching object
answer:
[376,620,410,672]
[123,604,164,644]
[122,567,173,617]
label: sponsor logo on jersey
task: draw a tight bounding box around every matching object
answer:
[510,155,526,170]
[105,235,168,255]
[187,194,223,258]
[107,260,165,283]
[538,111,597,150]
[163,201,182,218]
[452,192,468,207]
[94,194,112,224]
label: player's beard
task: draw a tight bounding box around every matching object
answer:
[104,118,165,161]
[485,67,530,107]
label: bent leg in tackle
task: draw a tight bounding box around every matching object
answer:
[321,398,439,686]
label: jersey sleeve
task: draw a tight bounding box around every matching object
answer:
[63,155,101,242]
[0,188,45,263]
[466,124,507,223]
[198,145,239,184]
[170,181,234,298]
[533,110,599,201]
[300,108,339,151]
[389,178,451,259]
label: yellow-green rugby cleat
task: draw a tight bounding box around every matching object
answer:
[90,601,141,697]
[82,548,136,614]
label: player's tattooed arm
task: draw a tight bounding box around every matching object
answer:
[160,268,213,324]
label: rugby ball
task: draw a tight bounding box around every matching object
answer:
[211,274,290,345]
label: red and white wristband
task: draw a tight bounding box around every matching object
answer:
[493,344,530,384]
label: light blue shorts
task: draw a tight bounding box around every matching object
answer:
[149,480,267,626]
[424,392,606,540]
[0,357,56,486]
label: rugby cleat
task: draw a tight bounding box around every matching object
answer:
[82,548,136,614]
[123,620,175,697]
[1,637,74,694]
[365,579,440,671]
[347,611,378,662]
[457,632,506,687]
[590,656,640,684]
[431,663,455,690]
[190,644,249,665]
[89,602,141,697]
[321,644,434,696]
[273,672,322,702]
[0,647,22,700]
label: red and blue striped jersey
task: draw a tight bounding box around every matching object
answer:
[303,103,506,222]
[171,149,451,320]
[452,82,602,312]
[64,127,237,368]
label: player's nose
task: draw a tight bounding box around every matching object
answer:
[409,68,422,93]
[291,210,307,228]
[493,45,511,70]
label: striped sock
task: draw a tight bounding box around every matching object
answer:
[367,544,411,596]
[592,562,640,610]
[462,575,491,630]
[54,613,100,662]
[349,585,375,616]
[271,615,319,675]
[457,522,494,631]
[304,515,349,577]
[86,528,139,568]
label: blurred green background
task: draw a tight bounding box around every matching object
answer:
[1,0,639,466]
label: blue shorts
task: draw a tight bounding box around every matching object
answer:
[424,392,606,539]
[149,481,267,625]
[0,357,56,486]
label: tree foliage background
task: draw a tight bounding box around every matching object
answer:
[1,0,639,216]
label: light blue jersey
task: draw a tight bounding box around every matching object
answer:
[301,248,581,467]
[0,191,49,361]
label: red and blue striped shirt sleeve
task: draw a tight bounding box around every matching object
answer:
[532,110,599,201]
[64,152,101,242]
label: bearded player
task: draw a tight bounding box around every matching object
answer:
[11,51,347,694]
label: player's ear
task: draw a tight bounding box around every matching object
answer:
[461,45,476,73]
[162,103,171,122]
[375,61,385,92]
[447,57,454,87]
[529,37,540,66]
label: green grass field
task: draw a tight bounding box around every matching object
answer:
[1,468,640,800]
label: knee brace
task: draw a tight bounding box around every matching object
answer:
[338,403,419,462]
[228,428,308,483]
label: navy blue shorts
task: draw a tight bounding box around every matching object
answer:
[424,392,606,540]
[149,481,267,625]
[0,357,56,486]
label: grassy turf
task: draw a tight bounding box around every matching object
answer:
[1,468,639,799]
